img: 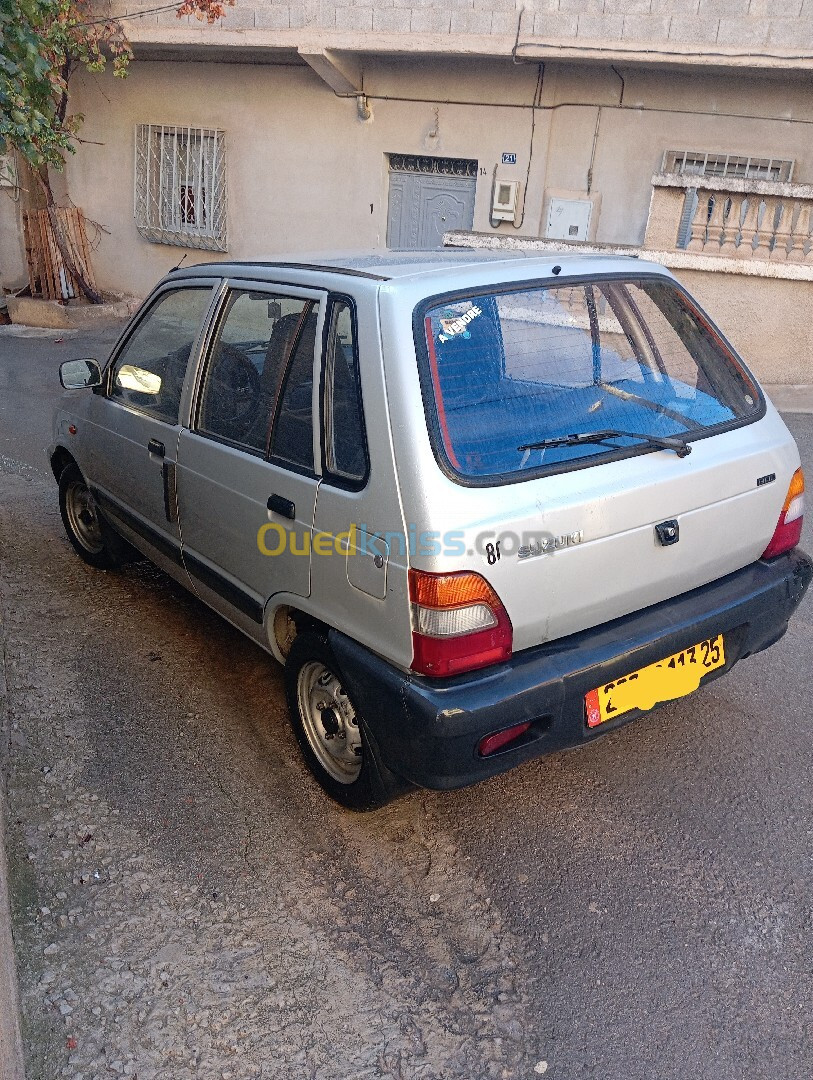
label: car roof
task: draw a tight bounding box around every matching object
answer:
[170,248,652,288]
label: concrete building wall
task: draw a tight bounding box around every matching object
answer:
[676,269,813,385]
[64,57,548,295]
[58,57,813,298]
[116,0,813,56]
[545,65,813,246]
[0,191,26,290]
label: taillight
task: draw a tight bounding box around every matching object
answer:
[409,569,513,677]
[762,467,805,559]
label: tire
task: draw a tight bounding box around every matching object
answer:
[284,631,405,811]
[58,463,137,570]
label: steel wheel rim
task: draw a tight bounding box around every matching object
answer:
[297,661,363,785]
[65,480,104,554]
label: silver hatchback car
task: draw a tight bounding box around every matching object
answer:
[52,251,812,809]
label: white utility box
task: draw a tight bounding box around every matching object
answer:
[546,197,592,241]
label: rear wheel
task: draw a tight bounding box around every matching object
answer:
[58,463,137,570]
[284,631,404,810]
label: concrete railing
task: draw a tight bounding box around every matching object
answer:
[646,173,813,263]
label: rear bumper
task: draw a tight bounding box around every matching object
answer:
[329,550,813,791]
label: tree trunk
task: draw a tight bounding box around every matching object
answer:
[35,166,103,305]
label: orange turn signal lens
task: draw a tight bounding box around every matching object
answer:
[408,569,502,610]
[783,467,805,520]
[786,467,805,504]
[762,467,805,560]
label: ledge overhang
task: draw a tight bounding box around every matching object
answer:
[121,24,813,74]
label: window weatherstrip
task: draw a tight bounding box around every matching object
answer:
[424,314,462,472]
[322,311,336,477]
[310,301,326,478]
[321,297,369,487]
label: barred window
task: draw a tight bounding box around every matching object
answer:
[662,150,793,182]
[134,124,227,251]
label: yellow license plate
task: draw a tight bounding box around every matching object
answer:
[585,634,726,729]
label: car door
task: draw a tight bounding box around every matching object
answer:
[175,281,324,641]
[83,280,218,576]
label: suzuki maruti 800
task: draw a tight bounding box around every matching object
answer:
[52,251,812,808]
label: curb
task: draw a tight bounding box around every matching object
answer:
[7,295,140,330]
[0,594,25,1079]
[763,385,813,415]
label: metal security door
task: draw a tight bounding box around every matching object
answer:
[387,155,477,249]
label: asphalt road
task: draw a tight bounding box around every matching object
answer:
[1,324,812,1080]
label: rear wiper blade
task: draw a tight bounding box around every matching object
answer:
[518,428,692,458]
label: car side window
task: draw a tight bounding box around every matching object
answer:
[323,300,367,485]
[268,303,318,473]
[197,290,310,455]
[109,287,213,424]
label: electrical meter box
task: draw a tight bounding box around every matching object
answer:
[491,180,520,223]
[546,197,593,241]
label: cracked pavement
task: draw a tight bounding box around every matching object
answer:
[1,326,813,1079]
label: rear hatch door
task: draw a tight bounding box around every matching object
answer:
[416,272,799,650]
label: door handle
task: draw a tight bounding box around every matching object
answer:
[148,438,165,458]
[267,494,295,520]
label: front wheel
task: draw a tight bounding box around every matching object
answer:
[284,631,405,810]
[58,463,136,570]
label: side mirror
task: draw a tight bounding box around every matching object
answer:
[60,358,103,390]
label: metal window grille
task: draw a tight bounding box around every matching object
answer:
[389,153,478,178]
[662,150,794,182]
[134,124,227,251]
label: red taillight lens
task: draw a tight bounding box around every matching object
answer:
[762,468,805,560]
[409,569,513,677]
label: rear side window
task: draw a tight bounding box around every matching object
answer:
[323,300,367,485]
[419,278,761,481]
[197,290,311,454]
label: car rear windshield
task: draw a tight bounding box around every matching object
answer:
[419,277,762,481]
